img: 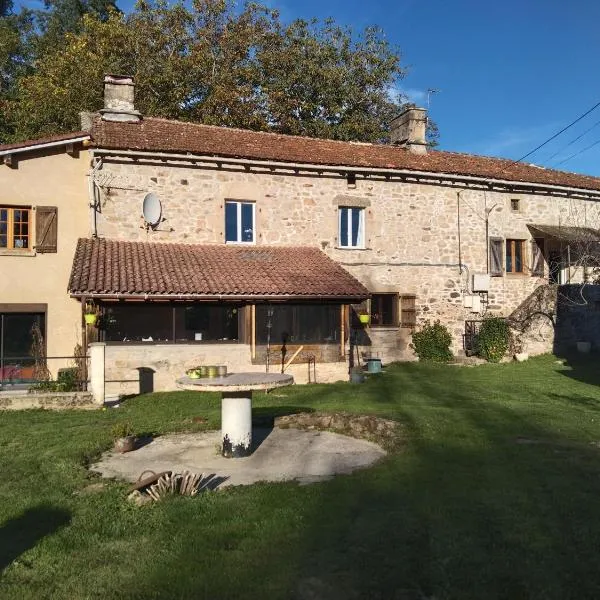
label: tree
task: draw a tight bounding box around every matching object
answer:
[6,0,425,144]
[35,0,120,51]
[0,1,34,142]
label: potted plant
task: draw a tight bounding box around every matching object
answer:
[84,301,98,326]
[112,422,136,453]
[357,310,370,325]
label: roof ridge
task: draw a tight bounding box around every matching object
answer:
[137,116,394,149]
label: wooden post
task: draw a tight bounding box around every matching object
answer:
[340,305,345,360]
[81,296,88,389]
[251,304,256,360]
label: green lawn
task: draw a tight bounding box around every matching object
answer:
[2,354,600,599]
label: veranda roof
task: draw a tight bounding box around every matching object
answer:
[68,238,370,301]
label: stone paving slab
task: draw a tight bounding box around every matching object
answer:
[91,428,386,487]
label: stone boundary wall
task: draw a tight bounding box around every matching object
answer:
[104,343,349,396]
[0,391,94,410]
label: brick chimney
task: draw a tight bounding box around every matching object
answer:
[100,74,141,123]
[389,106,427,154]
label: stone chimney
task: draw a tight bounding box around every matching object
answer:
[100,74,141,123]
[389,106,427,154]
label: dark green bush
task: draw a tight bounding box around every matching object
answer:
[411,320,453,362]
[30,368,79,393]
[477,317,510,362]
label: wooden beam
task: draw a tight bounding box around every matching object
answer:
[251,304,256,360]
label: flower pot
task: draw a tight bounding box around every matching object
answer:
[84,313,97,325]
[114,435,136,453]
[358,314,370,325]
[577,341,591,354]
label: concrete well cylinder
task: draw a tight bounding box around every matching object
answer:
[221,392,252,457]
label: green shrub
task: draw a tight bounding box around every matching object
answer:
[412,320,453,362]
[477,317,510,362]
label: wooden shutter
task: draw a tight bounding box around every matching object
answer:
[489,237,503,276]
[400,295,416,328]
[531,238,545,276]
[35,206,58,253]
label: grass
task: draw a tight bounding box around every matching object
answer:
[2,354,600,599]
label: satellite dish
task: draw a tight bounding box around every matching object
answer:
[142,193,162,228]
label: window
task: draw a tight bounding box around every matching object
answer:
[0,206,31,250]
[510,198,520,212]
[225,201,255,243]
[0,310,45,385]
[338,207,365,248]
[102,303,240,342]
[506,239,526,273]
[371,294,398,326]
[255,304,340,344]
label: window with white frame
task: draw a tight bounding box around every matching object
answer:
[338,206,365,248]
[225,200,255,243]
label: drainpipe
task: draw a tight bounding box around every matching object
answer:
[88,153,103,237]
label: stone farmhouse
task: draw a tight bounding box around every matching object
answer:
[2,74,600,393]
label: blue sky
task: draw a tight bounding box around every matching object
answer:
[17,0,600,176]
[260,0,600,176]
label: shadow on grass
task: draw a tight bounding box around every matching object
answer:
[557,353,600,387]
[0,505,71,574]
[118,366,600,599]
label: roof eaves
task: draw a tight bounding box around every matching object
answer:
[0,132,90,158]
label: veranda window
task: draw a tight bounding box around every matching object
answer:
[102,303,240,342]
[255,304,341,344]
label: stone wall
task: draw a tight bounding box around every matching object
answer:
[104,342,347,396]
[95,158,600,360]
[0,390,94,410]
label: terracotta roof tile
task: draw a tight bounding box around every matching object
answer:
[0,131,89,153]
[69,238,370,300]
[91,117,600,193]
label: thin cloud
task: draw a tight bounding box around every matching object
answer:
[473,122,562,159]
[388,85,428,105]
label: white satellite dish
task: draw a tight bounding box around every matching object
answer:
[142,192,162,228]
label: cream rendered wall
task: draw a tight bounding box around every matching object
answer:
[0,148,90,366]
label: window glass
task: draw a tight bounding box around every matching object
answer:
[241,203,254,243]
[177,305,238,341]
[339,207,349,247]
[0,312,45,384]
[506,239,525,273]
[256,304,340,344]
[102,303,240,342]
[103,304,174,342]
[225,202,238,242]
[371,294,397,326]
[339,207,364,248]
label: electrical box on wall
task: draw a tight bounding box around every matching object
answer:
[471,295,482,313]
[472,273,490,292]
[463,295,473,309]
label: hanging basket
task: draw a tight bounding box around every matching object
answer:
[358,314,370,325]
[84,313,97,326]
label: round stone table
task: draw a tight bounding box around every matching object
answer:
[176,372,294,458]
